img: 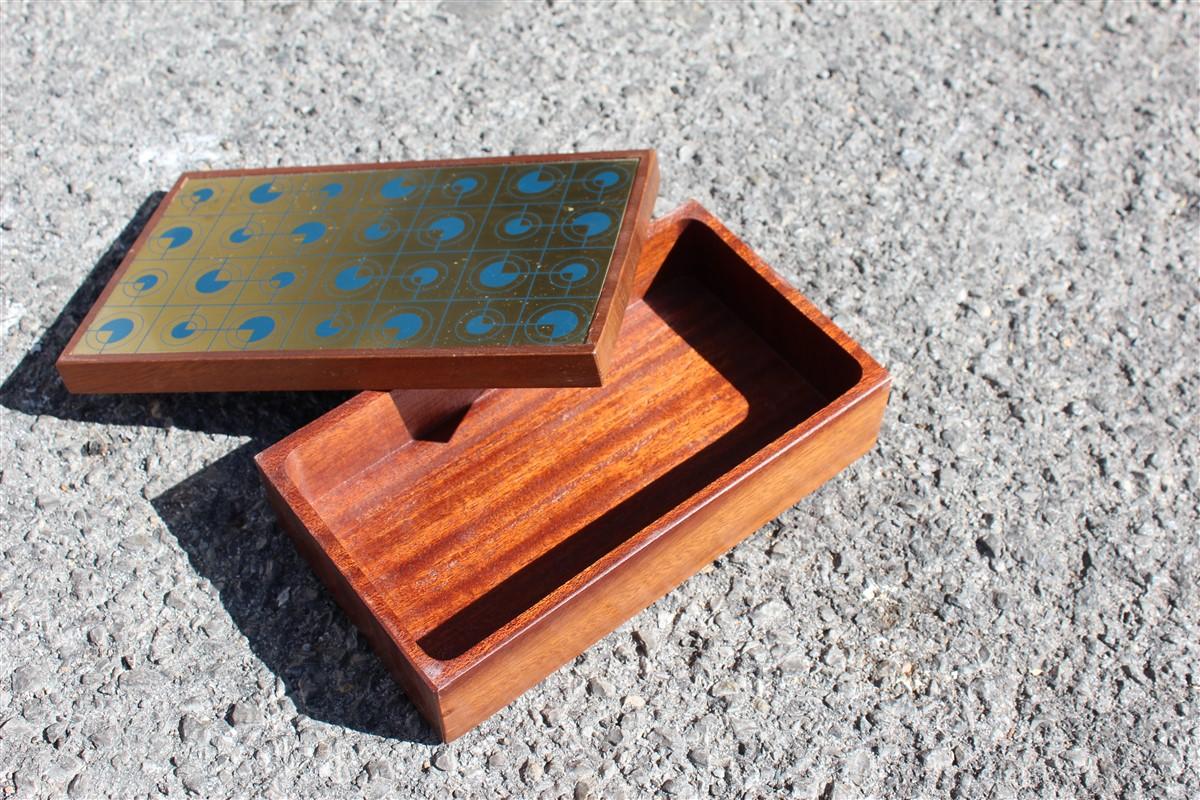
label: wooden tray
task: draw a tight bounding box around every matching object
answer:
[57,150,658,392]
[255,202,891,740]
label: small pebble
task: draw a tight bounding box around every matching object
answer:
[225,701,262,727]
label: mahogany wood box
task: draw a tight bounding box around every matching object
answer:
[255,202,891,741]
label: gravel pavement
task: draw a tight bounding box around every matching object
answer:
[1,2,1198,798]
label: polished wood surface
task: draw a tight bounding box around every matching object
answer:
[256,201,891,740]
[56,150,659,393]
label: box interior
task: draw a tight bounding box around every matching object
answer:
[283,220,862,662]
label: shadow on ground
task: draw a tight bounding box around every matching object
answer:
[3,195,433,742]
[152,446,438,744]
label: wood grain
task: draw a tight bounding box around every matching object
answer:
[56,150,659,393]
[255,201,891,740]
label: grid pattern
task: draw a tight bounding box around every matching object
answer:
[71,158,639,355]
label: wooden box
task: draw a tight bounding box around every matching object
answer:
[255,202,891,740]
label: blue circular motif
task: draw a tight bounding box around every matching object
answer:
[228,224,257,244]
[328,258,382,295]
[250,182,283,204]
[315,318,343,338]
[132,273,159,292]
[550,258,595,289]
[399,261,446,293]
[495,211,541,241]
[563,210,612,241]
[292,221,326,245]
[123,269,167,299]
[524,304,584,343]
[359,214,401,244]
[314,308,356,340]
[269,270,296,289]
[186,187,216,211]
[516,169,556,194]
[480,260,518,288]
[477,257,525,290]
[589,169,621,190]
[457,307,507,341]
[427,215,466,241]
[451,176,478,196]
[383,311,424,341]
[465,314,495,336]
[380,176,417,199]
[171,319,199,340]
[236,315,275,344]
[415,213,471,247]
[195,268,233,294]
[97,317,134,344]
[335,263,375,292]
[159,225,193,250]
[160,313,209,348]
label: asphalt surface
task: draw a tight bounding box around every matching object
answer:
[1,2,1197,798]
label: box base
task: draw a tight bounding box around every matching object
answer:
[256,201,891,740]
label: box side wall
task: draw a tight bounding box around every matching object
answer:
[58,349,601,393]
[591,153,659,379]
[435,380,890,740]
[257,471,446,738]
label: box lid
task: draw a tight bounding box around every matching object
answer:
[56,150,658,392]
